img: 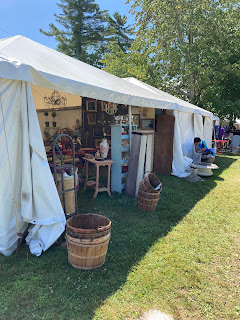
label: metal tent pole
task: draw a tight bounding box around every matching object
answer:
[128,105,132,149]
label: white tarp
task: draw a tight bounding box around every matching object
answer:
[178,111,194,158]
[203,116,213,149]
[194,113,204,141]
[0,78,66,256]
[170,110,193,177]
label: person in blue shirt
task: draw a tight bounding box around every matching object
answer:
[194,137,215,163]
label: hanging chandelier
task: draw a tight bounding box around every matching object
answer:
[104,102,118,115]
[44,90,67,108]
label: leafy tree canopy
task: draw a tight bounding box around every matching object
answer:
[101,42,151,81]
[125,0,240,120]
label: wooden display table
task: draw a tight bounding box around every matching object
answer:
[83,157,114,198]
[213,139,229,152]
[190,162,219,177]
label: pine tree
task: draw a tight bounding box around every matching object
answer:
[40,0,108,67]
[106,12,134,52]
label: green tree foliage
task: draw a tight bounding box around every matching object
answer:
[105,12,134,52]
[102,42,151,81]
[127,0,240,119]
[40,0,108,67]
[101,12,150,81]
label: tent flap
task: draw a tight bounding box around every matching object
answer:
[0,78,65,256]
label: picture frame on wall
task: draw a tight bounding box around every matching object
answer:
[87,113,96,125]
[132,114,140,128]
[86,99,97,112]
[93,127,103,138]
[95,138,102,148]
[141,118,155,130]
[101,101,106,111]
[103,126,111,136]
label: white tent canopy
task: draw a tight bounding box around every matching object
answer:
[0,36,215,255]
[123,77,212,117]
[0,35,212,116]
[123,77,214,177]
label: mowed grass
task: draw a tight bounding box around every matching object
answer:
[0,155,239,320]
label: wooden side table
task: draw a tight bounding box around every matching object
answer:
[83,157,114,198]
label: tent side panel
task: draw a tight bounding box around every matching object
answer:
[0,79,28,255]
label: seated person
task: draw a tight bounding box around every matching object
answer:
[194,137,215,163]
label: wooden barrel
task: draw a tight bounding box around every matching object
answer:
[139,173,162,193]
[138,189,160,211]
[66,214,111,270]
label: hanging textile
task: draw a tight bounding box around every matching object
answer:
[178,111,194,158]
[171,110,192,177]
[194,113,204,140]
[203,116,213,149]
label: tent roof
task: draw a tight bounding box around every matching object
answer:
[123,77,214,117]
[0,35,212,117]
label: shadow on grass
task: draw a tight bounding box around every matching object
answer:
[0,155,237,320]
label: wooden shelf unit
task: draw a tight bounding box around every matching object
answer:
[111,124,137,193]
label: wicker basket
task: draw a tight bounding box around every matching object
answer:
[139,173,162,193]
[138,189,160,211]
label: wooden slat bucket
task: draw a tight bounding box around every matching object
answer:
[66,214,111,270]
[139,173,162,193]
[57,177,75,215]
[138,189,160,212]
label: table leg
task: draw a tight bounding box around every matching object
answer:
[93,164,99,198]
[83,161,88,191]
[107,164,111,196]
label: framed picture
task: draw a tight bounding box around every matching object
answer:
[95,138,102,148]
[93,127,103,138]
[87,113,96,125]
[141,118,155,130]
[132,114,140,128]
[86,99,97,112]
[103,126,111,136]
[101,101,106,111]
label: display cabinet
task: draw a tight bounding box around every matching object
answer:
[111,124,137,193]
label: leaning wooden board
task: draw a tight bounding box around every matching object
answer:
[154,114,175,175]
[125,134,141,197]
[135,134,147,197]
[126,131,154,197]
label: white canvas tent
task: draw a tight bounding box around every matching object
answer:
[0,36,214,255]
[123,77,214,176]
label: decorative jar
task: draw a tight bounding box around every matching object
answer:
[100,138,109,159]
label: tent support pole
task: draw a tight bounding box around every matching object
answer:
[128,105,132,149]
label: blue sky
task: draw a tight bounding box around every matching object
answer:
[0,0,133,49]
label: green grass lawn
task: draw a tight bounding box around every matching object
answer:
[0,155,239,320]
